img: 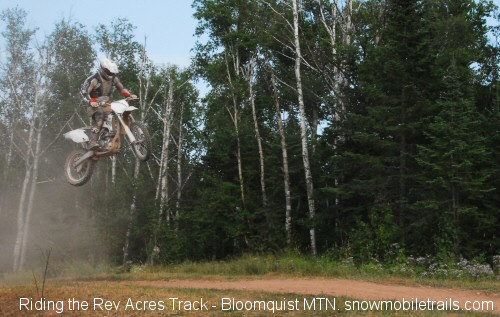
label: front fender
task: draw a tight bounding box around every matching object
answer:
[64,129,89,143]
[111,100,138,114]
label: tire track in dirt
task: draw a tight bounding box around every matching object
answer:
[125,278,499,314]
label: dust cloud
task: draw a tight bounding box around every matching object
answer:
[0,151,110,278]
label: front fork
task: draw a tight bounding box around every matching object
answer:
[116,114,137,144]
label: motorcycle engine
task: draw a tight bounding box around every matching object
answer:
[98,129,113,149]
[97,114,116,151]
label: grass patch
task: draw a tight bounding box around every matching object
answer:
[2,253,498,294]
[115,253,499,293]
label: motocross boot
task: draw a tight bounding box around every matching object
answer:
[88,119,104,150]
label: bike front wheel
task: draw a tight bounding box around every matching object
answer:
[130,121,152,161]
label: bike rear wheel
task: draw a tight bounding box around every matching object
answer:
[64,148,95,186]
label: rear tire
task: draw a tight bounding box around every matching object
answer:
[130,121,152,161]
[64,148,95,186]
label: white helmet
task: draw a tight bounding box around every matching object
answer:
[99,58,119,80]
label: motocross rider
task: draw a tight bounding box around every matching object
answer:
[80,58,136,149]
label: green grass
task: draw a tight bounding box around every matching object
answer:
[2,253,498,294]
[117,253,497,291]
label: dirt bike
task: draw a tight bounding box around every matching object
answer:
[63,97,152,186]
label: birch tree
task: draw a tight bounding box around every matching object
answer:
[12,41,72,271]
[225,51,246,208]
[123,45,163,264]
[0,8,36,178]
[270,68,292,245]
[242,58,268,208]
[155,67,193,224]
[157,71,175,224]
[0,7,38,272]
[292,0,317,255]
[175,101,185,220]
[193,0,253,209]
[316,0,353,117]
[260,0,317,254]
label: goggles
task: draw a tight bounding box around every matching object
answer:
[102,68,115,76]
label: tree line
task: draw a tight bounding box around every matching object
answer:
[0,0,498,272]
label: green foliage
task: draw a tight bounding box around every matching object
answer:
[349,205,400,266]
[1,0,499,272]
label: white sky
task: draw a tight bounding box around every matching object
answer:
[0,0,199,68]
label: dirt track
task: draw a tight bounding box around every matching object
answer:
[127,278,499,314]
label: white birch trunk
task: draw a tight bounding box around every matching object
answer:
[12,163,32,272]
[5,74,23,171]
[293,0,317,256]
[245,61,267,208]
[341,0,352,112]
[345,0,353,46]
[319,0,354,214]
[158,78,174,224]
[19,121,42,269]
[175,102,184,220]
[271,71,292,245]
[236,129,245,206]
[319,0,343,114]
[123,47,154,264]
[6,125,16,170]
[123,157,140,264]
[11,41,77,270]
[225,53,245,207]
[12,73,39,272]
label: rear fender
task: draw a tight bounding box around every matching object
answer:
[64,129,89,143]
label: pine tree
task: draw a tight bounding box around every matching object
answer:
[335,0,435,259]
[415,62,494,258]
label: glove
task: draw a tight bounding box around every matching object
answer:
[90,98,99,108]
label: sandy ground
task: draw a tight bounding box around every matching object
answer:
[127,278,499,314]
